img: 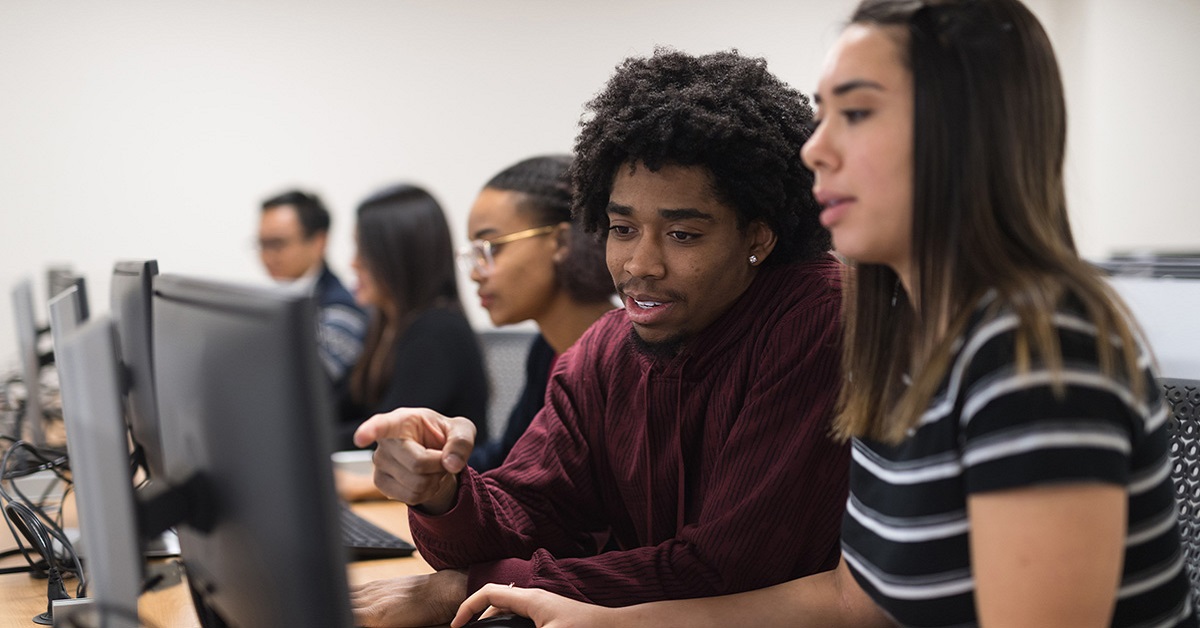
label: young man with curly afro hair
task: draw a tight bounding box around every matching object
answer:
[350,49,848,628]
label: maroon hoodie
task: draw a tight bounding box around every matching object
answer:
[410,256,849,606]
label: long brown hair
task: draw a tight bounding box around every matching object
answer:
[350,183,460,407]
[836,0,1145,443]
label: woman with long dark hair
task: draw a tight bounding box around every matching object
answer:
[337,183,488,451]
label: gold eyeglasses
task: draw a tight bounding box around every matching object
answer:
[456,224,558,276]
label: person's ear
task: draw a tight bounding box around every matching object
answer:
[747,219,778,266]
[311,230,329,254]
[551,221,571,264]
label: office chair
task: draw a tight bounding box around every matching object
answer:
[477,330,537,439]
[1162,377,1200,602]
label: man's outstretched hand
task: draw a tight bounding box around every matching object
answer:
[354,407,477,515]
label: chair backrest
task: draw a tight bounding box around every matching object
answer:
[1162,377,1200,602]
[477,329,537,437]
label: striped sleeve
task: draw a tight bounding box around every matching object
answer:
[959,311,1150,494]
[316,303,367,383]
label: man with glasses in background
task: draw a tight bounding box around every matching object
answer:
[258,189,368,390]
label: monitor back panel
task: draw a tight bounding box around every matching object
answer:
[55,317,142,628]
[152,274,351,628]
[10,279,46,447]
[111,260,165,480]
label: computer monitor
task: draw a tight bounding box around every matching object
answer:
[152,274,351,628]
[45,267,90,328]
[1100,252,1200,280]
[69,276,90,322]
[1108,276,1200,380]
[48,283,89,341]
[109,260,180,559]
[46,266,89,318]
[53,316,142,628]
[109,260,165,481]
[11,278,49,448]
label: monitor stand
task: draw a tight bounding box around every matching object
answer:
[53,528,178,559]
[145,529,181,558]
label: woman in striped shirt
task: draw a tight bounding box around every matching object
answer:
[450,0,1195,626]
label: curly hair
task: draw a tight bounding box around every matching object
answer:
[484,154,615,303]
[571,48,829,265]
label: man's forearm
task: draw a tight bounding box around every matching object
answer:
[608,564,887,628]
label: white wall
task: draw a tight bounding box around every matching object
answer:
[1058,0,1200,260]
[1,0,1198,366]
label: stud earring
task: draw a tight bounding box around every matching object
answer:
[749,255,759,265]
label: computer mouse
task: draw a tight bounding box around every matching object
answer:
[463,614,537,628]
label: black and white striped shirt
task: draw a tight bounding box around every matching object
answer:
[843,299,1195,627]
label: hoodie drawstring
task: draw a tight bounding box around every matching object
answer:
[642,377,655,542]
[675,367,687,533]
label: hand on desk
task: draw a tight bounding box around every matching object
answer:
[354,407,477,515]
[352,568,468,627]
[451,584,610,628]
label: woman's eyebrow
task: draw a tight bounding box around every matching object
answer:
[814,78,886,104]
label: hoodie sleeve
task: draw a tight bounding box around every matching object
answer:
[408,322,613,571]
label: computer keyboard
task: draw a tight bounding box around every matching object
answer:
[339,502,416,561]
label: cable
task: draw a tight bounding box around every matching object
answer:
[0,439,86,610]
[0,548,48,575]
[5,501,70,625]
[0,442,70,483]
[0,547,34,560]
[1,445,54,576]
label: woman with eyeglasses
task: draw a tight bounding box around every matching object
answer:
[460,154,615,472]
[448,0,1196,626]
[335,183,489,454]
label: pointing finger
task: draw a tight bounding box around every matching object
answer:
[436,416,477,474]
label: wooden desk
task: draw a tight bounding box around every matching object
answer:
[0,500,432,628]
